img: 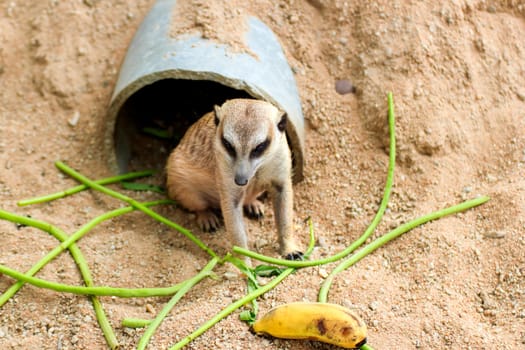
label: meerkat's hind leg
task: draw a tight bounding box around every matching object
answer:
[195,209,222,233]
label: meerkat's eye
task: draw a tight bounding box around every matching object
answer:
[250,139,270,159]
[221,136,236,157]
[277,115,287,132]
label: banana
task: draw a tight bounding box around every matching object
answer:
[252,302,367,349]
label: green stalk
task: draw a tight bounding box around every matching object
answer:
[54,161,217,259]
[0,200,170,306]
[0,200,168,349]
[17,170,155,206]
[0,207,161,349]
[91,298,119,349]
[53,226,119,349]
[169,219,316,350]
[233,92,397,268]
[171,268,295,350]
[137,257,219,350]
[122,318,153,328]
[0,264,191,297]
[318,195,490,302]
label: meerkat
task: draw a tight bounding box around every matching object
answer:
[166,98,303,261]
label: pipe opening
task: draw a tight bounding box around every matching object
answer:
[113,79,251,173]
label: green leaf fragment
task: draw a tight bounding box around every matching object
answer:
[120,181,165,193]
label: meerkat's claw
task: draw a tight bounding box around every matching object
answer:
[243,200,265,220]
[284,251,304,261]
[196,210,221,233]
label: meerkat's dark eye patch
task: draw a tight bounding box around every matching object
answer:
[250,139,270,159]
[221,136,236,158]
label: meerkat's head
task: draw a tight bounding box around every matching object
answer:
[214,99,287,187]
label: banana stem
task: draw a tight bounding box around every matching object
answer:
[318,195,490,302]
[54,161,217,258]
[17,170,155,206]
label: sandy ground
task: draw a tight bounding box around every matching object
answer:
[1,0,524,349]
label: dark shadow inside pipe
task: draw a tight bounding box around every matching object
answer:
[114,79,251,173]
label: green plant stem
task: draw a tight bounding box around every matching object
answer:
[0,200,170,305]
[0,263,191,297]
[17,170,155,206]
[233,92,397,268]
[318,195,490,303]
[8,228,120,349]
[122,318,153,328]
[54,161,217,259]
[0,206,164,349]
[0,200,168,349]
[54,229,119,349]
[92,297,119,349]
[137,257,219,350]
[170,219,316,350]
[171,268,295,350]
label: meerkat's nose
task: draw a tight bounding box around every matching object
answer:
[235,161,250,186]
[235,175,248,186]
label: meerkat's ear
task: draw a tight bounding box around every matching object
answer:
[213,105,221,126]
[277,112,287,132]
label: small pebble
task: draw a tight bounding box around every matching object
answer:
[223,271,238,280]
[68,111,80,127]
[317,235,327,248]
[368,300,379,311]
[487,5,497,13]
[254,238,268,250]
[483,230,506,239]
[145,303,156,314]
[483,309,496,317]
[486,174,497,183]
[335,79,356,95]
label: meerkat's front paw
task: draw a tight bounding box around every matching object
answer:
[243,199,265,220]
[284,251,304,261]
[280,240,303,261]
[196,210,221,233]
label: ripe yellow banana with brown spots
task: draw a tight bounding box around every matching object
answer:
[252,302,367,348]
